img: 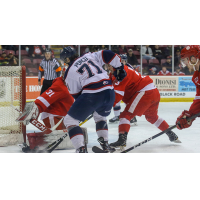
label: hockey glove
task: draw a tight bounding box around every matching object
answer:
[16,102,40,125]
[113,63,127,82]
[176,110,195,130]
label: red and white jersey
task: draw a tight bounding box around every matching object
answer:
[192,71,200,98]
[112,65,155,106]
[157,70,172,75]
[35,77,74,118]
[174,71,185,75]
[64,50,121,99]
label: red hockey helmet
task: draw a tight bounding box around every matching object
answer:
[181,45,200,59]
[181,45,200,66]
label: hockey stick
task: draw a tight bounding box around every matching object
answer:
[121,112,200,153]
[39,113,93,153]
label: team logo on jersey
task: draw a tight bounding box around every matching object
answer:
[0,80,6,98]
[186,46,190,50]
[103,81,109,85]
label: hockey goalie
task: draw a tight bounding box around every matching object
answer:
[17,69,87,152]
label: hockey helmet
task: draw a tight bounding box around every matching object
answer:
[181,45,200,66]
[120,54,127,62]
[60,46,77,63]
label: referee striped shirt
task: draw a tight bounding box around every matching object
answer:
[38,58,62,81]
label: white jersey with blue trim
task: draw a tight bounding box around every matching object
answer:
[64,50,121,98]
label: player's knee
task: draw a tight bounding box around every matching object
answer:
[114,105,121,111]
[145,115,158,124]
[96,121,108,131]
[64,114,79,128]
[93,111,107,123]
[68,126,83,139]
[120,111,132,121]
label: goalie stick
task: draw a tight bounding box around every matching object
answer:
[121,112,200,153]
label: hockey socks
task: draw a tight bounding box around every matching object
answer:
[153,117,169,131]
[96,121,108,141]
[68,126,85,150]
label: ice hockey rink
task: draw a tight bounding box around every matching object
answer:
[0,101,199,153]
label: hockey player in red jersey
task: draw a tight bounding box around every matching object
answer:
[17,68,75,152]
[106,62,180,149]
[109,54,137,125]
[176,45,200,129]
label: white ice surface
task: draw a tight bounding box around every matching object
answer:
[1,102,199,153]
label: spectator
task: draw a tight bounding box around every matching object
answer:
[127,49,138,67]
[175,45,184,53]
[118,45,128,54]
[84,45,90,53]
[29,45,44,58]
[99,45,108,50]
[149,66,157,75]
[183,63,194,75]
[7,51,18,66]
[38,49,62,94]
[134,45,141,51]
[153,45,164,63]
[0,50,9,66]
[111,45,119,54]
[141,45,155,60]
[163,56,172,71]
[174,49,181,67]
[157,66,172,75]
[174,66,185,75]
[90,45,99,52]
[164,45,172,58]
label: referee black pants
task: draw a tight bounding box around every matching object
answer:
[40,79,53,95]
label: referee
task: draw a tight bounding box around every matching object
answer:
[38,49,62,94]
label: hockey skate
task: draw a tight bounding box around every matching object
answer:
[110,132,128,151]
[76,146,86,153]
[109,116,119,123]
[130,116,137,125]
[97,137,115,153]
[166,131,181,143]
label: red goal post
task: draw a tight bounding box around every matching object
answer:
[0,66,26,146]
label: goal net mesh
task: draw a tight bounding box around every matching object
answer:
[0,66,25,146]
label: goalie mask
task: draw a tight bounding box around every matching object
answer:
[181,45,200,70]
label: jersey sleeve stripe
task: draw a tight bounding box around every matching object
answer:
[114,90,124,96]
[55,66,62,72]
[36,96,50,108]
[39,66,44,72]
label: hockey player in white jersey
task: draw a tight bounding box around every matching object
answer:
[60,47,126,153]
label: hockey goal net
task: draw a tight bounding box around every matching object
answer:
[0,66,26,146]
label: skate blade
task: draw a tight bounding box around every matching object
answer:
[130,122,137,126]
[110,145,126,152]
[173,139,182,143]
[109,121,119,124]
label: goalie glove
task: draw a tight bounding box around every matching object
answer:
[176,110,195,130]
[16,102,40,125]
[113,63,127,82]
